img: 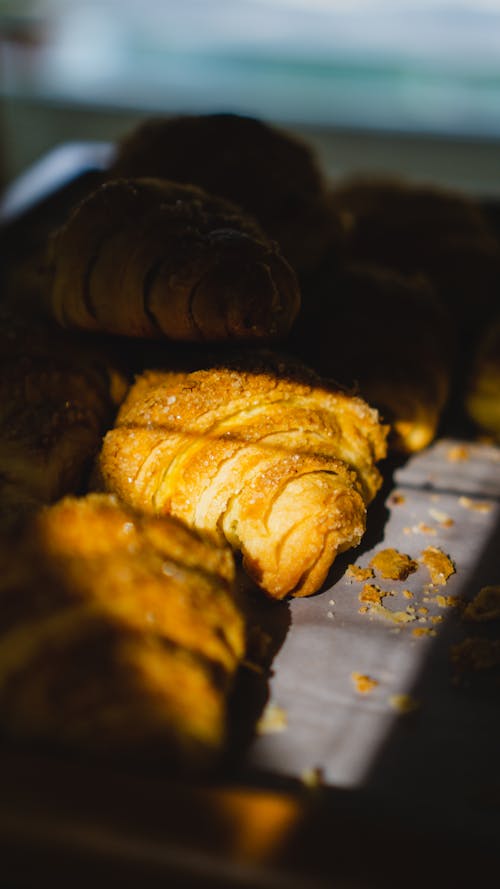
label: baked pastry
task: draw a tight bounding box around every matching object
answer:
[98,352,388,599]
[45,177,300,342]
[0,493,244,766]
[108,112,343,274]
[290,263,454,453]
[0,305,127,530]
[464,313,500,441]
[330,175,500,336]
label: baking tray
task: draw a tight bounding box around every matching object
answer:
[1,144,499,888]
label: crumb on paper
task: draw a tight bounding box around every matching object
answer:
[451,638,500,672]
[351,671,379,694]
[365,602,417,624]
[403,590,414,600]
[430,615,444,624]
[428,507,454,527]
[389,693,420,714]
[447,444,470,462]
[434,593,464,610]
[359,583,385,605]
[346,564,374,582]
[256,703,288,735]
[463,585,500,622]
[458,496,493,514]
[369,548,418,581]
[301,767,324,788]
[412,522,437,536]
[417,606,429,615]
[412,627,437,638]
[389,492,406,506]
[419,546,455,585]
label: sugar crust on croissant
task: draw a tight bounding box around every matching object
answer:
[46,177,300,343]
[0,493,244,765]
[98,355,388,599]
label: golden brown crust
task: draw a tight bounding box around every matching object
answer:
[108,113,343,274]
[98,354,388,599]
[0,493,244,765]
[47,177,300,342]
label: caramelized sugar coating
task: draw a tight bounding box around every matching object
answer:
[98,352,388,600]
[47,177,300,343]
[0,494,244,766]
[108,113,343,273]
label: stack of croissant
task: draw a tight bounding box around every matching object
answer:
[1,111,499,767]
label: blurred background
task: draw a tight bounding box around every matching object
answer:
[1,0,500,192]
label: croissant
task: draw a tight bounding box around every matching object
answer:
[464,313,500,442]
[0,306,127,530]
[107,112,343,275]
[0,493,244,766]
[46,177,300,342]
[330,175,500,337]
[98,353,388,600]
[290,263,454,453]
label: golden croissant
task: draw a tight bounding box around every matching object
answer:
[46,177,300,342]
[0,493,244,766]
[98,353,388,599]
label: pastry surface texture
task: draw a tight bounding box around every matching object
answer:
[99,356,388,599]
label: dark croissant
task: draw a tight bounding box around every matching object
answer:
[98,353,388,600]
[291,263,455,454]
[107,112,343,274]
[0,307,127,531]
[46,177,300,343]
[0,493,244,766]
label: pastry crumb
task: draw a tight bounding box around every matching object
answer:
[351,671,379,694]
[359,583,385,605]
[458,496,493,514]
[301,767,324,788]
[463,585,500,622]
[447,444,470,462]
[412,522,437,535]
[420,546,455,584]
[389,492,406,506]
[428,507,454,527]
[412,627,436,638]
[256,703,288,735]
[434,593,464,609]
[366,603,416,624]
[369,548,418,581]
[389,693,420,713]
[346,564,374,582]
